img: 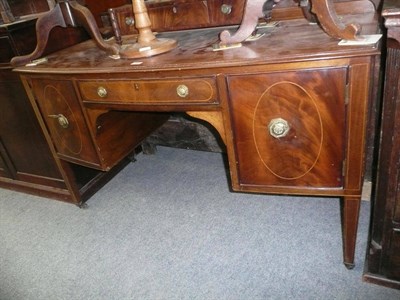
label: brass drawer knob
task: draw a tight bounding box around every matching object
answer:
[221,4,232,15]
[176,84,189,98]
[97,86,108,98]
[48,114,69,129]
[268,118,290,138]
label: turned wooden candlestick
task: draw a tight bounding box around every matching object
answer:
[119,0,177,59]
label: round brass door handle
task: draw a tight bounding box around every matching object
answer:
[221,4,232,15]
[48,114,69,129]
[176,84,189,98]
[97,86,108,98]
[268,118,290,138]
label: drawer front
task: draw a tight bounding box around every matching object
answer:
[228,68,347,189]
[209,0,244,26]
[148,1,210,31]
[78,78,218,105]
[31,79,101,167]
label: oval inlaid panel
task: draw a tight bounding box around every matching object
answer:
[253,81,323,180]
[44,85,82,155]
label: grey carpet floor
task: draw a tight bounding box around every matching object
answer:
[1,146,400,300]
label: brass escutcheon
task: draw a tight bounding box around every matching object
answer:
[48,114,69,129]
[268,118,290,138]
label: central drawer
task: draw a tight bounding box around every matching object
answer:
[78,77,218,105]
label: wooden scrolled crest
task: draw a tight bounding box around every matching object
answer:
[219,0,362,46]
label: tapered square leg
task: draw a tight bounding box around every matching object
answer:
[341,196,361,269]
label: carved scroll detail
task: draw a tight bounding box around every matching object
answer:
[11,0,119,67]
[311,0,361,40]
[219,0,362,46]
[219,0,269,45]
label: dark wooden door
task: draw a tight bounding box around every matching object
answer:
[30,78,101,167]
[377,42,400,280]
[228,68,347,189]
[0,70,64,183]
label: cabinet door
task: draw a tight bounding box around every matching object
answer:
[228,68,347,190]
[0,71,63,182]
[31,79,101,168]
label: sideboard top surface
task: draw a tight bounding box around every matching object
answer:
[14,14,380,75]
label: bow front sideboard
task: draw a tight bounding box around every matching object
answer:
[14,6,380,268]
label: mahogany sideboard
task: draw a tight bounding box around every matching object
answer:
[13,2,381,268]
[81,0,382,180]
[363,0,400,289]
